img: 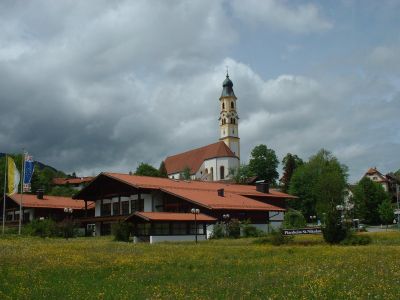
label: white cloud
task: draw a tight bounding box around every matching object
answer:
[231,0,332,33]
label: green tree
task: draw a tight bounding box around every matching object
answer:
[180,166,191,180]
[283,209,306,229]
[230,164,255,184]
[248,144,279,185]
[281,153,303,193]
[353,177,390,224]
[159,161,168,178]
[134,163,160,177]
[289,149,348,220]
[378,198,394,230]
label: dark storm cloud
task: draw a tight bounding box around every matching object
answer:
[0,0,399,182]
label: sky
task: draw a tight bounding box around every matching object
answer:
[0,0,399,183]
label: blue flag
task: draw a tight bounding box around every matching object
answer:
[23,154,34,192]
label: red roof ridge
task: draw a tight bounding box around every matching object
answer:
[164,141,237,175]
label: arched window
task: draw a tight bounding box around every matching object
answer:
[231,101,234,109]
[210,167,214,180]
[205,168,208,174]
[220,166,225,180]
[233,118,235,124]
[225,118,228,124]
[222,103,225,110]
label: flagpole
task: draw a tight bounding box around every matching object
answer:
[2,155,7,234]
[18,151,25,235]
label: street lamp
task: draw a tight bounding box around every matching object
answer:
[191,208,200,243]
[63,208,74,240]
[222,214,230,237]
[310,215,317,225]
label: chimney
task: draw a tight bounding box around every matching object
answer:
[217,188,224,197]
[255,180,269,194]
[36,189,44,200]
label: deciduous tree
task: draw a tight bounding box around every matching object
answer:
[134,163,160,177]
[248,144,279,185]
[281,153,303,193]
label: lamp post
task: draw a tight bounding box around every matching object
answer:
[191,208,200,243]
[310,215,317,225]
[63,207,73,240]
[222,213,230,237]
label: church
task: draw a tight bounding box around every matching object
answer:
[164,74,240,181]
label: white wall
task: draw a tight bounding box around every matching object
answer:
[149,235,207,244]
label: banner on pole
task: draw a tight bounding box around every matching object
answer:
[23,154,34,192]
[7,157,20,195]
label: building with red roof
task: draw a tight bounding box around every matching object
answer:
[1,191,94,226]
[52,176,94,191]
[163,74,240,181]
[74,172,296,242]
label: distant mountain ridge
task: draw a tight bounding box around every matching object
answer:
[0,152,62,174]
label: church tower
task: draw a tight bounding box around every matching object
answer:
[219,73,240,159]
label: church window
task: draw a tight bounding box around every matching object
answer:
[220,166,225,180]
[222,103,225,110]
[210,167,214,180]
[231,101,234,109]
[225,118,228,124]
[205,168,208,174]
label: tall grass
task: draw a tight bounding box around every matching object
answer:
[0,232,399,299]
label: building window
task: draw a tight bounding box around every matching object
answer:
[231,101,234,109]
[222,102,225,110]
[101,202,111,216]
[152,222,170,235]
[210,167,214,180]
[205,168,208,174]
[121,201,129,215]
[136,223,150,235]
[220,166,225,180]
[172,222,188,235]
[131,198,144,212]
[190,223,204,235]
[112,202,120,215]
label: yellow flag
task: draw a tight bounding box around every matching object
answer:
[7,157,20,195]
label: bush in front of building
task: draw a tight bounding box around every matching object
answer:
[283,209,307,229]
[24,219,58,238]
[241,220,264,237]
[210,223,226,239]
[112,221,133,242]
[322,210,348,244]
[57,218,78,239]
[226,219,241,238]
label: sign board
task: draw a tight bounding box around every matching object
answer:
[282,228,322,235]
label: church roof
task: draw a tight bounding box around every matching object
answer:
[221,75,236,97]
[164,141,237,175]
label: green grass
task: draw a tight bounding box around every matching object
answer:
[1,232,400,299]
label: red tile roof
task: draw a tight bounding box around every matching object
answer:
[161,187,285,211]
[132,212,217,222]
[8,194,94,210]
[90,173,294,211]
[164,141,237,175]
[53,177,94,185]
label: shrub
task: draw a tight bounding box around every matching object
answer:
[270,228,293,246]
[322,210,348,244]
[112,221,133,242]
[241,220,264,237]
[283,209,306,229]
[341,233,371,246]
[57,218,78,239]
[226,219,241,238]
[210,223,225,239]
[24,219,57,238]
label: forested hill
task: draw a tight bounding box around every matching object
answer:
[0,153,77,197]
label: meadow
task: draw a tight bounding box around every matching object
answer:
[1,232,400,299]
